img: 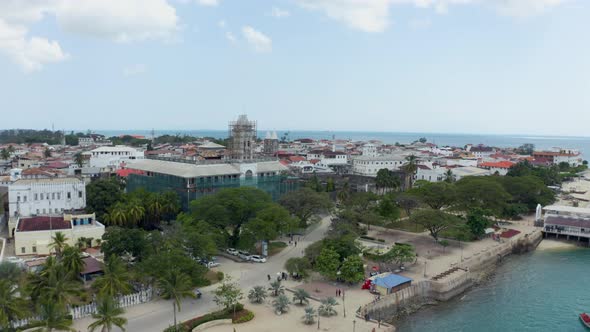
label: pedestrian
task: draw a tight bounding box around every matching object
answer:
[267,274,271,281]
[336,289,338,297]
[295,241,297,247]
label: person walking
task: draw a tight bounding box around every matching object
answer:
[267,274,271,281]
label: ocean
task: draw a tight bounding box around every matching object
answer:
[95,130,590,159]
[396,247,590,332]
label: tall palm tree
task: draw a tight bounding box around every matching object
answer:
[0,148,9,160]
[402,154,418,189]
[444,169,455,183]
[93,255,131,298]
[161,191,180,220]
[48,232,68,259]
[337,181,350,203]
[74,152,85,168]
[30,301,75,332]
[0,279,29,330]
[292,288,310,306]
[42,269,82,307]
[61,246,85,277]
[87,296,127,332]
[157,270,195,331]
[126,199,145,227]
[146,195,164,227]
[106,203,128,227]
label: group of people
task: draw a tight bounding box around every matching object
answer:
[335,288,344,297]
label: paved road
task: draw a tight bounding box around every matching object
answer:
[73,215,331,332]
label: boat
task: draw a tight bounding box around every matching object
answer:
[579,313,590,328]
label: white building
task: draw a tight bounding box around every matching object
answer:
[450,166,491,181]
[13,213,105,256]
[7,176,86,218]
[415,163,447,182]
[86,146,145,171]
[533,148,583,167]
[352,155,406,177]
[306,150,348,167]
[467,145,495,159]
[361,143,378,157]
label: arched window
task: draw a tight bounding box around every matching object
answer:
[245,170,253,178]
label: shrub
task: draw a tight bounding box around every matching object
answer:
[377,238,385,243]
[234,310,255,323]
[216,271,224,281]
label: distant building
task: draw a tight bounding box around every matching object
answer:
[450,166,491,181]
[478,161,515,176]
[361,143,378,157]
[467,145,496,159]
[533,148,582,166]
[541,205,590,241]
[85,145,145,171]
[228,115,257,160]
[263,131,279,156]
[352,155,405,177]
[306,150,348,168]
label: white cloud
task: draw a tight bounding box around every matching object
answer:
[225,31,236,43]
[0,18,69,72]
[218,20,226,28]
[296,0,568,32]
[241,26,272,53]
[123,63,147,77]
[197,0,219,6]
[0,0,179,71]
[271,7,291,18]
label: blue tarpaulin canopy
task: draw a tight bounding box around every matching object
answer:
[373,274,412,289]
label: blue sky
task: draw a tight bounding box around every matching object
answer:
[1,0,589,136]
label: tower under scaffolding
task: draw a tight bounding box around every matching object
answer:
[228,114,256,160]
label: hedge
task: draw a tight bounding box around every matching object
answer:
[163,304,251,332]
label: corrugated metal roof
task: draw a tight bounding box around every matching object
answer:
[129,159,240,178]
[373,274,412,288]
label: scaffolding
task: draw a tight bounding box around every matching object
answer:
[228,114,257,160]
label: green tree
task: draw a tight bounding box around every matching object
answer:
[74,152,84,168]
[30,301,75,332]
[384,244,416,268]
[410,209,463,242]
[396,193,420,217]
[284,257,311,279]
[280,188,333,227]
[316,248,340,280]
[213,277,243,317]
[48,232,68,259]
[87,296,127,332]
[326,177,335,192]
[466,208,491,239]
[444,169,456,183]
[86,179,124,220]
[0,279,29,329]
[302,306,316,325]
[100,227,148,260]
[0,148,9,160]
[410,182,457,210]
[0,262,23,282]
[339,255,365,283]
[126,198,145,227]
[61,246,85,276]
[454,177,511,217]
[158,270,196,331]
[272,294,291,314]
[377,194,401,220]
[402,155,418,188]
[93,255,132,298]
[248,286,267,304]
[292,288,310,306]
[318,297,338,317]
[269,280,285,297]
[375,169,400,194]
[337,181,350,203]
[104,202,128,227]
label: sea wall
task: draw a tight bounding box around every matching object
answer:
[362,229,543,322]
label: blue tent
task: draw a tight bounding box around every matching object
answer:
[373,274,412,294]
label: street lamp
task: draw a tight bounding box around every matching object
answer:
[343,291,346,318]
[353,319,356,332]
[423,261,427,278]
[317,309,321,330]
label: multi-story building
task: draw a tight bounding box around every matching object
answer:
[478,161,515,176]
[126,158,299,210]
[541,205,590,241]
[85,145,145,171]
[533,148,582,167]
[351,155,405,177]
[467,145,496,159]
[306,150,348,168]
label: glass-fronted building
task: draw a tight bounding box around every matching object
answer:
[126,158,299,210]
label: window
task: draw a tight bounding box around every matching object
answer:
[17,196,20,202]
[24,195,27,202]
[34,193,38,200]
[32,246,36,253]
[67,192,71,199]
[52,193,55,200]
[43,209,46,214]
[21,247,25,254]
[36,209,40,214]
[55,208,59,213]
[57,193,61,200]
[40,193,44,200]
[78,191,82,198]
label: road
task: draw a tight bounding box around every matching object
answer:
[73,215,331,332]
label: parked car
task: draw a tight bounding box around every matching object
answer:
[238,251,252,261]
[207,261,220,268]
[226,248,238,256]
[250,255,267,263]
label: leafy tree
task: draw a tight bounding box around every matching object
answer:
[401,155,418,188]
[303,306,316,325]
[339,255,365,283]
[316,248,340,280]
[100,227,148,260]
[158,270,196,330]
[137,246,207,287]
[74,152,84,168]
[86,179,124,220]
[104,202,128,227]
[126,198,145,227]
[292,288,310,306]
[454,177,511,217]
[396,193,420,217]
[0,148,9,160]
[410,182,457,210]
[466,208,491,239]
[410,209,463,242]
[337,181,350,203]
[326,177,335,192]
[30,301,75,332]
[272,294,291,314]
[269,280,285,297]
[284,257,311,279]
[61,246,85,276]
[213,277,243,317]
[0,279,29,329]
[444,169,456,183]
[0,262,22,282]
[279,188,333,227]
[375,169,400,194]
[377,194,401,220]
[87,296,128,332]
[48,232,68,259]
[93,255,132,298]
[248,286,267,304]
[318,297,338,317]
[383,244,416,268]
[496,176,555,211]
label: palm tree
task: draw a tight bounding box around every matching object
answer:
[126,199,145,227]
[146,195,164,227]
[318,297,338,316]
[248,286,267,304]
[0,279,29,330]
[272,294,290,315]
[444,169,455,183]
[337,181,350,203]
[105,203,128,227]
[74,152,85,168]
[0,148,9,160]
[76,237,88,249]
[48,232,68,258]
[302,306,316,325]
[292,288,309,306]
[268,280,284,297]
[93,255,131,298]
[61,246,85,277]
[43,269,82,307]
[402,154,418,189]
[87,296,127,332]
[161,191,180,221]
[157,270,195,331]
[30,301,75,332]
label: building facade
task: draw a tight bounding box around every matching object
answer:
[86,146,145,171]
[352,155,405,177]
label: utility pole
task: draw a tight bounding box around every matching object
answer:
[343,291,346,317]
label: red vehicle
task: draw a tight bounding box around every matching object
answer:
[580,313,590,328]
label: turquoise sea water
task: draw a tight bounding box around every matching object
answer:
[396,247,590,332]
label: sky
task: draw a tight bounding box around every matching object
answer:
[1,0,589,136]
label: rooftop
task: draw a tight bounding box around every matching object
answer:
[17,216,71,232]
[543,205,590,215]
[12,177,83,186]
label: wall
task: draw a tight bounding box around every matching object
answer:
[14,222,105,256]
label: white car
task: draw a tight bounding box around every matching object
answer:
[207,261,220,268]
[250,255,267,263]
[238,251,252,261]
[226,248,238,256]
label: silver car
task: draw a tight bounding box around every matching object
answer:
[250,255,267,263]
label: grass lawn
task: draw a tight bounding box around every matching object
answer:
[387,219,425,233]
[268,241,287,256]
[440,226,474,242]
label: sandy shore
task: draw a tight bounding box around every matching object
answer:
[537,239,580,250]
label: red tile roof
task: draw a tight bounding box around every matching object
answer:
[17,216,71,232]
[479,161,515,169]
[116,168,145,177]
